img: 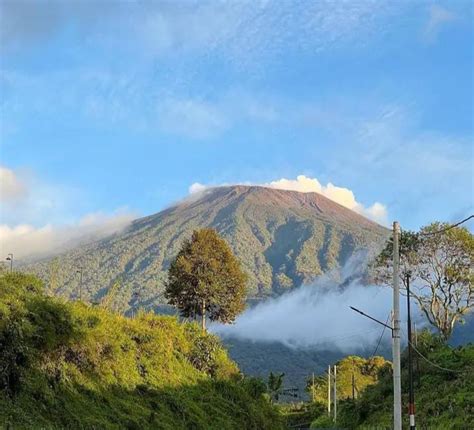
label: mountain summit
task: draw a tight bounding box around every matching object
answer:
[27,186,389,311]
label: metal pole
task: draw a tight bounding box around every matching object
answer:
[414,322,418,347]
[392,221,402,430]
[407,274,416,429]
[333,365,337,423]
[327,365,331,416]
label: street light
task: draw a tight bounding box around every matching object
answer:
[76,267,83,301]
[5,253,13,273]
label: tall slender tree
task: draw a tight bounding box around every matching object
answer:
[165,229,248,330]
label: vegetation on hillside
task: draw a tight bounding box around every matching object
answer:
[23,186,388,313]
[306,355,389,403]
[166,229,248,330]
[0,272,282,429]
[309,332,474,429]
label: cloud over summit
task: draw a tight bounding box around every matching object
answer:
[189,175,388,225]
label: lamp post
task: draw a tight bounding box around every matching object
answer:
[76,267,83,301]
[5,254,13,273]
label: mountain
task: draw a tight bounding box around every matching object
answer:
[24,185,389,312]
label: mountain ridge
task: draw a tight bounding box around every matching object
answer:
[24,185,389,312]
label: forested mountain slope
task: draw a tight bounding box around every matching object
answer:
[24,186,389,312]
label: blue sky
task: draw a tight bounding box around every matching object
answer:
[0,0,473,257]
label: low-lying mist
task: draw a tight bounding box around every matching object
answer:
[212,252,418,352]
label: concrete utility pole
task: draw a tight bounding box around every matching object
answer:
[392,221,402,430]
[327,365,331,416]
[76,268,83,301]
[406,274,416,430]
[333,365,337,423]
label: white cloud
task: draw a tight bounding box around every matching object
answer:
[423,5,457,43]
[0,166,137,260]
[212,253,424,349]
[0,210,135,260]
[188,175,388,224]
[0,166,27,203]
[0,165,82,226]
[188,182,208,194]
[265,176,388,224]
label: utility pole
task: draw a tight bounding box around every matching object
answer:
[407,274,416,430]
[76,268,83,301]
[351,357,356,400]
[414,322,418,347]
[6,253,13,273]
[327,365,331,416]
[392,221,402,430]
[332,365,337,423]
[352,372,355,400]
[312,372,315,403]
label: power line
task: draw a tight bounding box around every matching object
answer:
[419,215,473,236]
[409,340,461,373]
[372,313,391,357]
[400,328,463,374]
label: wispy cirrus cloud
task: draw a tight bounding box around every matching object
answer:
[1,1,404,55]
[422,5,457,43]
[157,98,228,140]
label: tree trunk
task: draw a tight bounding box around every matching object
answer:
[201,299,206,331]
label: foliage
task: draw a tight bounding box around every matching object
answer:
[372,222,474,340]
[306,355,389,404]
[313,332,474,429]
[279,401,326,429]
[267,372,285,403]
[23,186,388,312]
[0,272,283,429]
[166,228,248,329]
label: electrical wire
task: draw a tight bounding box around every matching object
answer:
[400,327,463,373]
[418,215,473,236]
[372,313,391,357]
[409,340,462,373]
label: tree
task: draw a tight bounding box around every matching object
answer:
[305,356,388,403]
[372,222,474,340]
[165,229,248,330]
[267,372,285,403]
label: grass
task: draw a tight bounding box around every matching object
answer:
[0,272,282,429]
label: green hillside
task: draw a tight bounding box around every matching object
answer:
[309,333,474,429]
[0,272,282,429]
[23,186,388,313]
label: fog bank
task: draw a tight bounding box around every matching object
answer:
[212,254,420,351]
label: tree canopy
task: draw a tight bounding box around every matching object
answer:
[165,229,248,330]
[372,222,474,340]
